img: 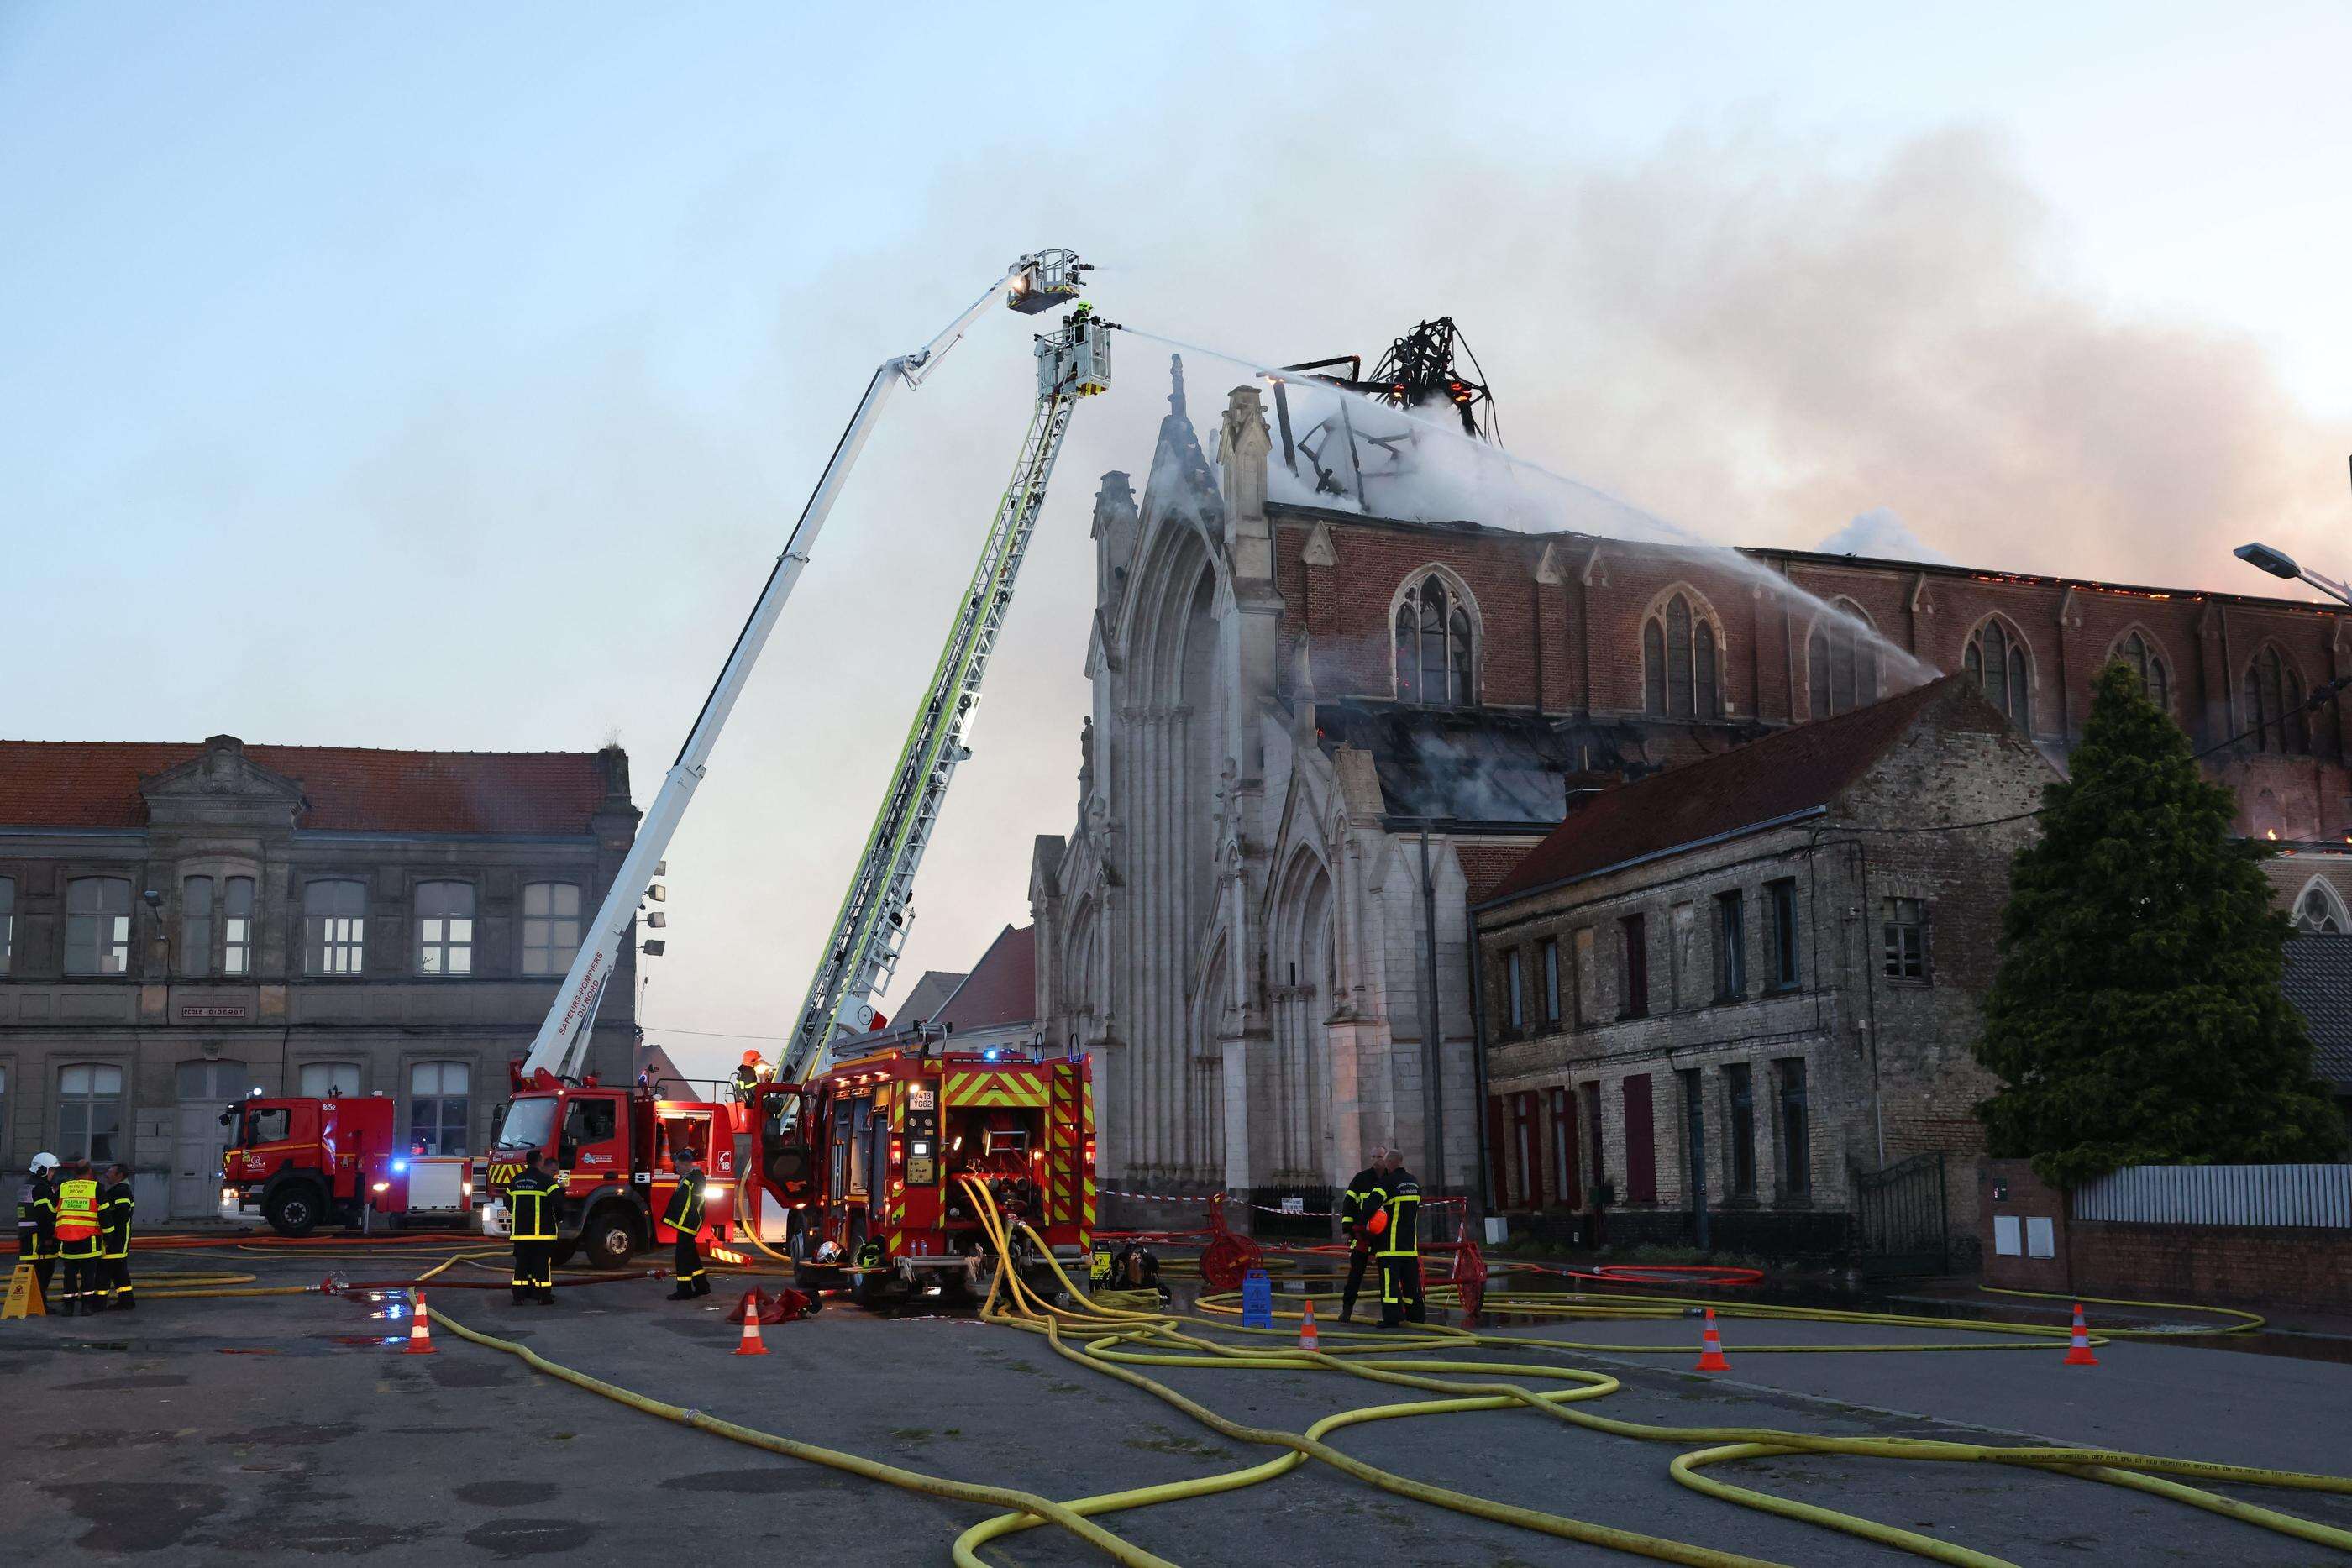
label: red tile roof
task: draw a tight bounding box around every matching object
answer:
[937,924,1037,1033]
[1482,677,1975,906]
[0,738,619,835]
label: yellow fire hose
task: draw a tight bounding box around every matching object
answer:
[149,1182,2349,1568]
[953,1177,2352,1567]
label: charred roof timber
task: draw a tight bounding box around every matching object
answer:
[1264,317,1499,504]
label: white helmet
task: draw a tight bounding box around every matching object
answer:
[29,1152,60,1173]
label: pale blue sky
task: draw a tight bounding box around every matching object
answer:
[5,3,2347,1075]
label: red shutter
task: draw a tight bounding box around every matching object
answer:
[1550,1088,1581,1210]
[1486,1095,1509,1209]
[1525,1092,1549,1208]
[1623,1074,1656,1204]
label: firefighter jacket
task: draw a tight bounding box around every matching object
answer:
[1339,1167,1389,1241]
[55,1177,102,1256]
[17,1173,57,1259]
[662,1174,705,1237]
[506,1168,560,1243]
[100,1180,135,1260]
[1374,1172,1421,1258]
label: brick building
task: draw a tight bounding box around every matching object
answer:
[0,734,641,1222]
[1472,678,2053,1254]
[1029,358,2352,1219]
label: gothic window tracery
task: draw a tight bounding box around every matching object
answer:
[1642,591,1724,718]
[1393,573,1476,707]
[2112,631,2171,712]
[1963,617,2033,731]
[1807,600,1881,718]
[2241,646,2309,754]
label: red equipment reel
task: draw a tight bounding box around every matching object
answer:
[1197,1192,1265,1293]
[1449,1240,1486,1323]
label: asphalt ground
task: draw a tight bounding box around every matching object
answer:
[4,1245,2350,1567]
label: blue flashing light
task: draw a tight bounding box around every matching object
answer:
[983,1047,1002,1062]
[392,1158,409,1174]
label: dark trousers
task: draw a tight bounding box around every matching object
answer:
[32,1256,56,1298]
[102,1255,133,1307]
[512,1241,554,1302]
[1341,1241,1373,1319]
[1378,1254,1425,1326]
[61,1250,100,1313]
[673,1233,707,1295]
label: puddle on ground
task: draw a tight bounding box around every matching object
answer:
[323,1334,406,1347]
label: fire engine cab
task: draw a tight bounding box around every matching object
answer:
[474,1070,739,1270]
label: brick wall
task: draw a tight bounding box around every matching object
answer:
[1268,508,2352,835]
[1977,1158,2352,1309]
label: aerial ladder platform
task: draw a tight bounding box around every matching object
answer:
[784,291,1114,1078]
[512,248,1105,1087]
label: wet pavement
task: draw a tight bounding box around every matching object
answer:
[3,1244,2349,1565]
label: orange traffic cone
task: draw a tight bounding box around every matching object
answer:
[2063,1302,2099,1366]
[1299,1298,1320,1352]
[404,1290,436,1356]
[733,1295,770,1356]
[1694,1307,1730,1371]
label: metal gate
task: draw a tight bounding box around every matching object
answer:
[1851,1152,1949,1275]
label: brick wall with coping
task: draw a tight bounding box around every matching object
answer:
[1977,1157,2352,1310]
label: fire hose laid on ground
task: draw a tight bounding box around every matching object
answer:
[113,1218,2352,1565]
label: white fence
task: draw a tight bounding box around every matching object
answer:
[2070,1163,2352,1229]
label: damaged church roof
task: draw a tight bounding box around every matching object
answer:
[1480,677,1982,906]
[1314,700,1593,829]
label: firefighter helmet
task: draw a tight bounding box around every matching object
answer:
[29,1151,60,1173]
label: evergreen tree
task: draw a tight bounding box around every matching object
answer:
[1974,661,2343,1185]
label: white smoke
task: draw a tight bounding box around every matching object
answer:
[1814,507,1953,564]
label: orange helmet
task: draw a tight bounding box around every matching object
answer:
[741,1049,762,1066]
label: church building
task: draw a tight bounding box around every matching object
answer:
[1029,356,2352,1224]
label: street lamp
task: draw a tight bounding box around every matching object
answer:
[2235,542,2352,609]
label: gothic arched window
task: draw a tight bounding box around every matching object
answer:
[1643,591,1724,719]
[2242,646,2308,754]
[1963,617,2032,731]
[1392,574,1475,707]
[2295,880,2346,933]
[1807,600,1882,719]
[2113,631,2171,712]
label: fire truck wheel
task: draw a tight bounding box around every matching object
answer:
[265,1183,325,1238]
[580,1205,642,1271]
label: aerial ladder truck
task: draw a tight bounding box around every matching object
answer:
[456,251,1107,1286]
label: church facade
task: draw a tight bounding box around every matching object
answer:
[1029,358,2352,1219]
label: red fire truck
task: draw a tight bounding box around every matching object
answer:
[752,1042,1095,1306]
[471,1068,742,1269]
[220,1092,473,1236]
[473,1044,1094,1303]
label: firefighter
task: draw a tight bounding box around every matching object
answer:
[507,1148,559,1305]
[1375,1155,1425,1329]
[97,1162,135,1310]
[54,1158,103,1317]
[17,1151,60,1306]
[732,1051,762,1104]
[1337,1145,1389,1324]
[664,1159,710,1300]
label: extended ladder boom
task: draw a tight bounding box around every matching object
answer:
[784,303,1114,1079]
[519,250,1086,1083]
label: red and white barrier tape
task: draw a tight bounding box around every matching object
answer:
[1099,1186,1465,1219]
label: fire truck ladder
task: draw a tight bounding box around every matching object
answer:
[784,306,1114,1080]
[513,249,1089,1087]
